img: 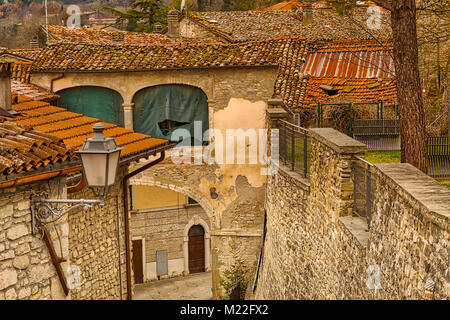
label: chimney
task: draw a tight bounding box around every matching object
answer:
[153,23,163,34]
[302,1,313,24]
[0,63,12,111]
[167,10,180,38]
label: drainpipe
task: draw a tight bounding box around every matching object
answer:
[122,151,166,300]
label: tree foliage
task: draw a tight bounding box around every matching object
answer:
[103,0,166,32]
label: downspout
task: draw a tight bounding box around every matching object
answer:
[122,151,166,300]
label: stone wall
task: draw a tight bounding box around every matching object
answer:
[180,18,228,43]
[68,165,128,300]
[131,202,211,281]
[0,177,68,300]
[255,127,450,300]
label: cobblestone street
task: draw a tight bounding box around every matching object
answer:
[134,272,213,300]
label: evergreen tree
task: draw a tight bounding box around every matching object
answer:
[103,0,166,32]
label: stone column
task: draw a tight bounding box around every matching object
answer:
[122,103,134,130]
[308,128,367,220]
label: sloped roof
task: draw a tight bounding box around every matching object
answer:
[31,37,308,72]
[11,80,58,103]
[0,120,76,176]
[184,8,391,42]
[44,25,178,47]
[277,40,397,109]
[301,77,397,106]
[11,94,169,162]
[11,62,32,84]
[301,42,395,78]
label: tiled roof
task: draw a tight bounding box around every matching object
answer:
[45,25,178,46]
[184,8,391,42]
[301,42,395,78]
[0,49,42,62]
[11,62,32,83]
[11,94,169,160]
[301,77,397,107]
[31,37,308,72]
[0,120,76,176]
[276,40,396,109]
[11,80,58,103]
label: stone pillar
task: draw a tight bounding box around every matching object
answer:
[122,103,134,130]
[308,128,367,220]
[183,236,189,275]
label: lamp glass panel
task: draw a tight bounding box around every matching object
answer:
[81,153,108,187]
[106,150,120,186]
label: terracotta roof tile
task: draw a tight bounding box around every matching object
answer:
[44,25,194,47]
[10,87,168,160]
[184,8,391,42]
[0,121,76,176]
[31,37,306,72]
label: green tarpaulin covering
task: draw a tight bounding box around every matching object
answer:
[57,86,124,126]
[133,85,209,143]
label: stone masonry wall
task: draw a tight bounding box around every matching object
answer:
[68,165,128,300]
[0,177,68,300]
[255,128,450,300]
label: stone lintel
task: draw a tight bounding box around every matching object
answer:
[309,128,367,155]
[375,163,450,226]
[267,98,283,107]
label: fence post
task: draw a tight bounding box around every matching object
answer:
[304,131,308,178]
[365,164,372,228]
[291,126,295,171]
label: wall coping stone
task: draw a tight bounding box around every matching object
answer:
[309,128,367,154]
[266,107,289,118]
[338,216,369,250]
[278,164,310,193]
[374,163,450,230]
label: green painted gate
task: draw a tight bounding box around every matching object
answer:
[57,86,124,126]
[133,84,208,143]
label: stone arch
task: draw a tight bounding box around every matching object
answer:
[183,215,211,274]
[131,84,209,142]
[129,167,218,229]
[56,85,125,126]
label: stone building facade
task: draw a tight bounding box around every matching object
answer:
[254,116,450,300]
[130,185,212,282]
[0,177,69,300]
[67,166,129,300]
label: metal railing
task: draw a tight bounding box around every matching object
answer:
[427,136,450,178]
[278,120,311,178]
[353,156,376,228]
[352,119,401,151]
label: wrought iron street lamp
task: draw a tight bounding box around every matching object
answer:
[31,123,123,234]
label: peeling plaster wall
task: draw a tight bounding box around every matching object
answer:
[31,66,277,299]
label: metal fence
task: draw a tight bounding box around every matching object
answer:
[352,119,401,151]
[353,156,376,228]
[427,136,450,178]
[278,120,311,178]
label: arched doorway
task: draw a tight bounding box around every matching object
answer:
[188,225,205,274]
[57,86,124,126]
[132,84,208,144]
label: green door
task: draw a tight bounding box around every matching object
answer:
[57,86,124,126]
[133,85,208,143]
